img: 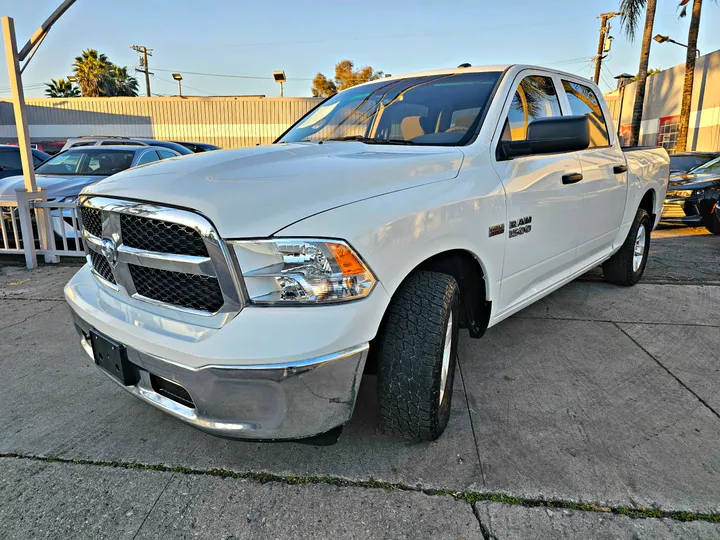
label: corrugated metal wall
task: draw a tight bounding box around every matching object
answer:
[0,96,323,148]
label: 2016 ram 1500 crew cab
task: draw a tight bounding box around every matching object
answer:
[65,65,669,443]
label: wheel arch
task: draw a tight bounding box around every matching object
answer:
[639,188,656,223]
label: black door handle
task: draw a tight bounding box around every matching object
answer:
[562,172,583,185]
[613,164,628,174]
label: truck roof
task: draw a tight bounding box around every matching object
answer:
[361,64,596,87]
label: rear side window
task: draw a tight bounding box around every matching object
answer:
[501,76,562,141]
[0,150,22,170]
[136,151,159,166]
[157,150,177,159]
[562,80,610,147]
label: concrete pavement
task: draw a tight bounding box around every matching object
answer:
[1,227,718,538]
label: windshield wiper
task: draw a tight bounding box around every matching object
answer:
[324,135,415,145]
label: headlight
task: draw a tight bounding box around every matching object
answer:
[666,189,694,198]
[229,239,377,305]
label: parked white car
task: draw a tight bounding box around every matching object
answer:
[65,65,669,443]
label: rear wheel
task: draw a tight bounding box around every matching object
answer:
[603,208,651,286]
[376,271,460,441]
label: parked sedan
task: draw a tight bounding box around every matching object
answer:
[61,137,194,155]
[669,151,720,175]
[0,145,51,179]
[0,146,180,246]
[662,155,720,233]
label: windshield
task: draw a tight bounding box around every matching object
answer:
[36,149,135,176]
[279,71,502,146]
[686,155,720,175]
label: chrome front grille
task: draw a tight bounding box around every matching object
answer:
[120,214,209,256]
[79,197,243,325]
[129,265,224,312]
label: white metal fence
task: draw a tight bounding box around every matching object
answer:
[0,190,86,267]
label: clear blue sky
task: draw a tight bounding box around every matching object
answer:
[1,0,718,98]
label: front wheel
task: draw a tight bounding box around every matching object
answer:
[376,271,460,441]
[603,207,651,286]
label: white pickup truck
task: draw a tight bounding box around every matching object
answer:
[65,64,669,443]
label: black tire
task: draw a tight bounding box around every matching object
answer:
[705,203,720,235]
[376,271,460,441]
[603,208,651,286]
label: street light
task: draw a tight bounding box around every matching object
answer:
[653,34,700,57]
[614,73,634,140]
[172,73,183,97]
[273,70,286,97]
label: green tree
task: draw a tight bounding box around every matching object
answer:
[70,49,139,97]
[630,67,661,81]
[44,78,80,97]
[311,60,383,97]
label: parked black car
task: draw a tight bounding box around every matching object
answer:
[0,145,51,179]
[669,151,720,175]
[173,141,221,153]
[662,156,720,234]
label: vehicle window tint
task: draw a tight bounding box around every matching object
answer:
[157,150,176,159]
[100,140,141,146]
[0,151,22,170]
[561,80,610,147]
[501,76,562,141]
[36,149,135,175]
[69,142,94,148]
[32,154,45,166]
[136,151,159,166]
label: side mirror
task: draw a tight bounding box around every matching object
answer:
[498,115,590,160]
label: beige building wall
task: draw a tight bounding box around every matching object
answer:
[0,96,323,149]
[605,48,720,151]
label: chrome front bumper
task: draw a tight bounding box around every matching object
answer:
[70,308,368,441]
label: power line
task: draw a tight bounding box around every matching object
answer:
[152,74,215,96]
[153,67,314,81]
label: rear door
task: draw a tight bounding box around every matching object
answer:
[491,71,584,315]
[559,79,627,260]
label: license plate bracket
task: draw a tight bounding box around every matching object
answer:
[90,330,138,386]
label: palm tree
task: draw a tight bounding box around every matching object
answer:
[104,66,139,97]
[675,0,702,152]
[72,49,111,97]
[44,78,80,98]
[619,0,658,147]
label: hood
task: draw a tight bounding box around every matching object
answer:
[0,174,105,202]
[83,142,465,237]
[668,171,720,190]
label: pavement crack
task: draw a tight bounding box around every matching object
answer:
[513,315,720,329]
[614,322,720,421]
[131,472,175,540]
[0,302,62,332]
[457,353,486,488]
[472,502,496,540]
[2,453,718,524]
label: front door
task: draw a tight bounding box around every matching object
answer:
[491,72,584,315]
[559,78,627,260]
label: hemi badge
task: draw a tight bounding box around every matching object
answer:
[489,224,505,237]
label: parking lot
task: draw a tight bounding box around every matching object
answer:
[1,226,718,539]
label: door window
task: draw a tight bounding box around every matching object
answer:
[0,151,22,170]
[562,80,610,147]
[157,150,177,160]
[501,76,562,141]
[136,151,160,166]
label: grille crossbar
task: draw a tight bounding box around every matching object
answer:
[79,197,242,320]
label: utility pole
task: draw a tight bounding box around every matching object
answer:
[131,45,153,97]
[594,11,622,84]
